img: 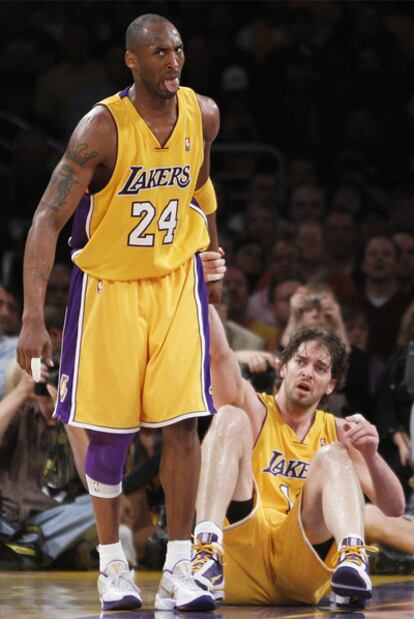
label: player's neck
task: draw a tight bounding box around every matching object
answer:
[275,392,317,440]
[129,83,177,118]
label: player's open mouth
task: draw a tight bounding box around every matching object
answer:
[296,381,311,393]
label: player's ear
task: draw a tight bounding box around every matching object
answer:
[125,50,138,70]
[279,363,286,378]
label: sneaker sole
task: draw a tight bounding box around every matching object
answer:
[177,594,216,611]
[155,592,216,612]
[332,567,372,600]
[101,595,142,611]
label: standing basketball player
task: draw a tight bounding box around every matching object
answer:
[191,300,405,607]
[17,14,220,612]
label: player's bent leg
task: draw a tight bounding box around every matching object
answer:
[193,405,254,604]
[86,431,142,611]
[301,443,373,603]
[365,502,414,554]
[155,418,214,611]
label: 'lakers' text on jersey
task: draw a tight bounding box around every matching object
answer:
[70,86,209,280]
[253,393,337,524]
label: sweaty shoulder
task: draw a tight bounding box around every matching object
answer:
[68,105,117,169]
[196,94,220,143]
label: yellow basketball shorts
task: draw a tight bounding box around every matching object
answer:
[223,489,336,605]
[54,254,214,432]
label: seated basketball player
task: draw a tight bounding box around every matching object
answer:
[191,284,405,606]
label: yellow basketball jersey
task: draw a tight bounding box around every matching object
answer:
[71,86,209,280]
[253,393,337,526]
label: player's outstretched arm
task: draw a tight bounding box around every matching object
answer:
[336,415,405,517]
[17,107,116,375]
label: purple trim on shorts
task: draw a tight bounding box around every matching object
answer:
[54,266,85,424]
[119,85,131,99]
[195,254,215,414]
[69,194,91,251]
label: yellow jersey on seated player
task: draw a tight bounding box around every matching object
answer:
[71,86,210,280]
[254,393,337,527]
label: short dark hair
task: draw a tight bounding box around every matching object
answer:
[126,14,173,50]
[280,326,348,390]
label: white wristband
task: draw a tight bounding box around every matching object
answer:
[31,357,42,382]
[206,273,224,282]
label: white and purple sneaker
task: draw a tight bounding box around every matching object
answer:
[192,532,225,603]
[98,560,142,611]
[155,559,215,611]
[331,536,376,602]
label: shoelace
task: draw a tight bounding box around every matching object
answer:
[192,543,224,573]
[108,569,137,590]
[334,544,379,566]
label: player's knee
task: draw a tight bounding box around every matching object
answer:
[313,441,350,467]
[212,405,251,439]
[85,430,135,498]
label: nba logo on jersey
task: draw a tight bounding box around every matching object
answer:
[97,280,103,294]
[185,137,191,151]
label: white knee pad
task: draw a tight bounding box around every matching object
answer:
[86,474,123,498]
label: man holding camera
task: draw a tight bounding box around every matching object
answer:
[0,307,96,569]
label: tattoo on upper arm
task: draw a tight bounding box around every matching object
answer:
[44,164,80,212]
[66,141,98,166]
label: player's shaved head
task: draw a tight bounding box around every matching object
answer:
[126,14,176,51]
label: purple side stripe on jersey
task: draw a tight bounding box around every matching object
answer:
[70,193,91,251]
[195,253,215,414]
[53,266,85,424]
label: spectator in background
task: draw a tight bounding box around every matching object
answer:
[342,306,369,353]
[373,300,414,504]
[243,203,278,266]
[267,275,302,350]
[285,155,318,194]
[45,263,72,311]
[324,209,358,278]
[331,180,364,218]
[225,267,277,351]
[216,284,263,352]
[1,287,20,337]
[0,307,97,570]
[392,231,414,294]
[246,173,281,212]
[234,240,264,294]
[286,183,324,232]
[357,206,390,246]
[323,209,360,303]
[357,235,413,386]
[294,219,327,283]
[0,283,18,400]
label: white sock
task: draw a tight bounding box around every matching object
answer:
[194,521,223,546]
[163,540,192,571]
[99,541,127,572]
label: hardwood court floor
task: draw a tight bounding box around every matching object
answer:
[0,571,414,619]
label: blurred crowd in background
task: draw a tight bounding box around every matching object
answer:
[2,0,414,570]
